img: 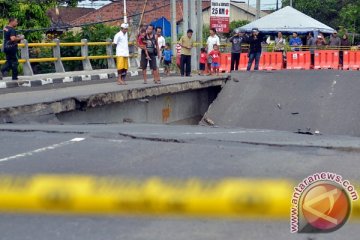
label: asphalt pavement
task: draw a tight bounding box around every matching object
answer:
[0,124,359,240]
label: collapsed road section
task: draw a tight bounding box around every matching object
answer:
[0,76,227,125]
[202,70,360,137]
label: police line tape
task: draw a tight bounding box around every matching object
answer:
[0,175,359,219]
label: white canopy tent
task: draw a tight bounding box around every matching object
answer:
[237,6,335,34]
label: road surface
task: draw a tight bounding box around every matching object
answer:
[0,124,359,240]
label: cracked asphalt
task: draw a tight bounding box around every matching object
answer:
[0,124,359,240]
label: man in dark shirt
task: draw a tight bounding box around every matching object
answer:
[1,17,23,80]
[246,28,263,71]
[140,25,161,84]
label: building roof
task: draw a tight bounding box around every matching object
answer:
[71,0,187,27]
[47,6,95,25]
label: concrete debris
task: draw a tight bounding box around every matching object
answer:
[123,118,134,123]
[203,117,215,126]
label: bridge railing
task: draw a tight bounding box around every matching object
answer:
[0,39,138,76]
[1,39,359,76]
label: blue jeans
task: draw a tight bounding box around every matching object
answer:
[247,52,261,71]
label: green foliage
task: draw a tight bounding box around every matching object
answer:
[202,24,210,44]
[59,24,119,71]
[229,20,250,32]
[282,0,360,34]
[339,3,360,33]
[224,20,250,38]
[0,1,81,42]
[30,47,55,74]
[58,31,82,71]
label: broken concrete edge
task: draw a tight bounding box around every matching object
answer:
[0,68,171,89]
[0,77,227,123]
[0,72,120,89]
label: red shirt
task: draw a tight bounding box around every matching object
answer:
[137,35,146,46]
[200,53,207,64]
[209,50,220,63]
[176,43,182,56]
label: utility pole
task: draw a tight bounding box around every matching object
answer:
[171,0,177,56]
[276,0,279,10]
[290,0,293,7]
[190,0,197,70]
[196,0,203,49]
[123,0,127,23]
[256,0,260,20]
[183,0,189,34]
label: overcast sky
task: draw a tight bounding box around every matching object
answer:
[77,0,281,10]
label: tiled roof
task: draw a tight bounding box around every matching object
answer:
[71,0,211,27]
[47,7,95,25]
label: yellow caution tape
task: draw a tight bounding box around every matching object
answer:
[0,175,359,219]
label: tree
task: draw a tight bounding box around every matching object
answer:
[282,0,360,33]
[339,3,360,33]
[0,0,81,42]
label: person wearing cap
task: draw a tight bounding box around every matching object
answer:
[229,29,244,71]
[315,33,327,49]
[113,22,129,85]
[329,31,341,49]
[245,27,264,71]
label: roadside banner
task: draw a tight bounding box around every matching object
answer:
[210,0,230,33]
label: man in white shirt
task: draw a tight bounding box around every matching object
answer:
[113,23,129,85]
[206,28,220,73]
[156,27,166,69]
[206,28,220,53]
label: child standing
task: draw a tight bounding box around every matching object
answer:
[209,44,221,76]
[163,43,173,76]
[199,48,207,75]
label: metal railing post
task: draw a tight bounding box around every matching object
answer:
[106,38,116,69]
[20,39,34,76]
[53,39,65,73]
[81,39,93,70]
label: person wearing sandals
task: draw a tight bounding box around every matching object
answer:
[140,25,161,84]
[113,23,129,85]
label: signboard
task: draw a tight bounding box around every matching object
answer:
[210,0,230,33]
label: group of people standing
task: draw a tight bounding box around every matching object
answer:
[111,23,357,85]
[177,28,222,76]
[113,23,169,85]
[178,27,264,75]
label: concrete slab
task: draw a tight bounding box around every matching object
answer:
[0,69,120,89]
[0,75,228,123]
[203,70,360,137]
[0,68,167,89]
